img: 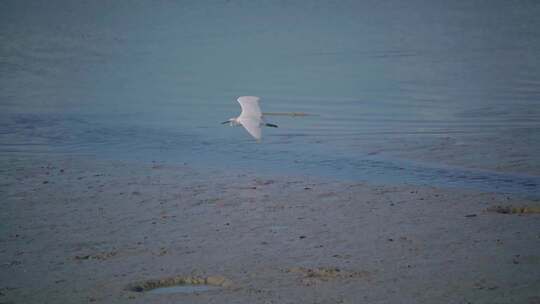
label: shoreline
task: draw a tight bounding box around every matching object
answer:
[1,155,540,303]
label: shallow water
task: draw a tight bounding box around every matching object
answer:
[1,1,539,196]
[146,285,220,295]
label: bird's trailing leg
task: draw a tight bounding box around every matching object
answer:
[265,123,278,128]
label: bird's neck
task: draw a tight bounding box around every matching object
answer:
[231,118,241,126]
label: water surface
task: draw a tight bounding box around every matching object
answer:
[1,1,539,196]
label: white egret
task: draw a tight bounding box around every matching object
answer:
[221,96,278,142]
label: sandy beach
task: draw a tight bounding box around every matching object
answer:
[1,154,539,303]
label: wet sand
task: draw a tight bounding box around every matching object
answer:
[1,155,540,303]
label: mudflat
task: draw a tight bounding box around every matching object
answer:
[1,155,539,303]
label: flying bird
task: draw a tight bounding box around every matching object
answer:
[222,96,278,142]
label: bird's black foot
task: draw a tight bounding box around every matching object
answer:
[265,123,278,128]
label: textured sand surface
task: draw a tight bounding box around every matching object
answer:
[1,155,540,303]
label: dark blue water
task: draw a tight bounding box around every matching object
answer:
[1,1,539,196]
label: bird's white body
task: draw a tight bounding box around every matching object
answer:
[223,96,277,141]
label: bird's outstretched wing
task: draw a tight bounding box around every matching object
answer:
[239,117,262,141]
[237,96,262,118]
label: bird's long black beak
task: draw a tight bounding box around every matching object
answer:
[221,121,229,124]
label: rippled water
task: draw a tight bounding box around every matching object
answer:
[1,1,539,196]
